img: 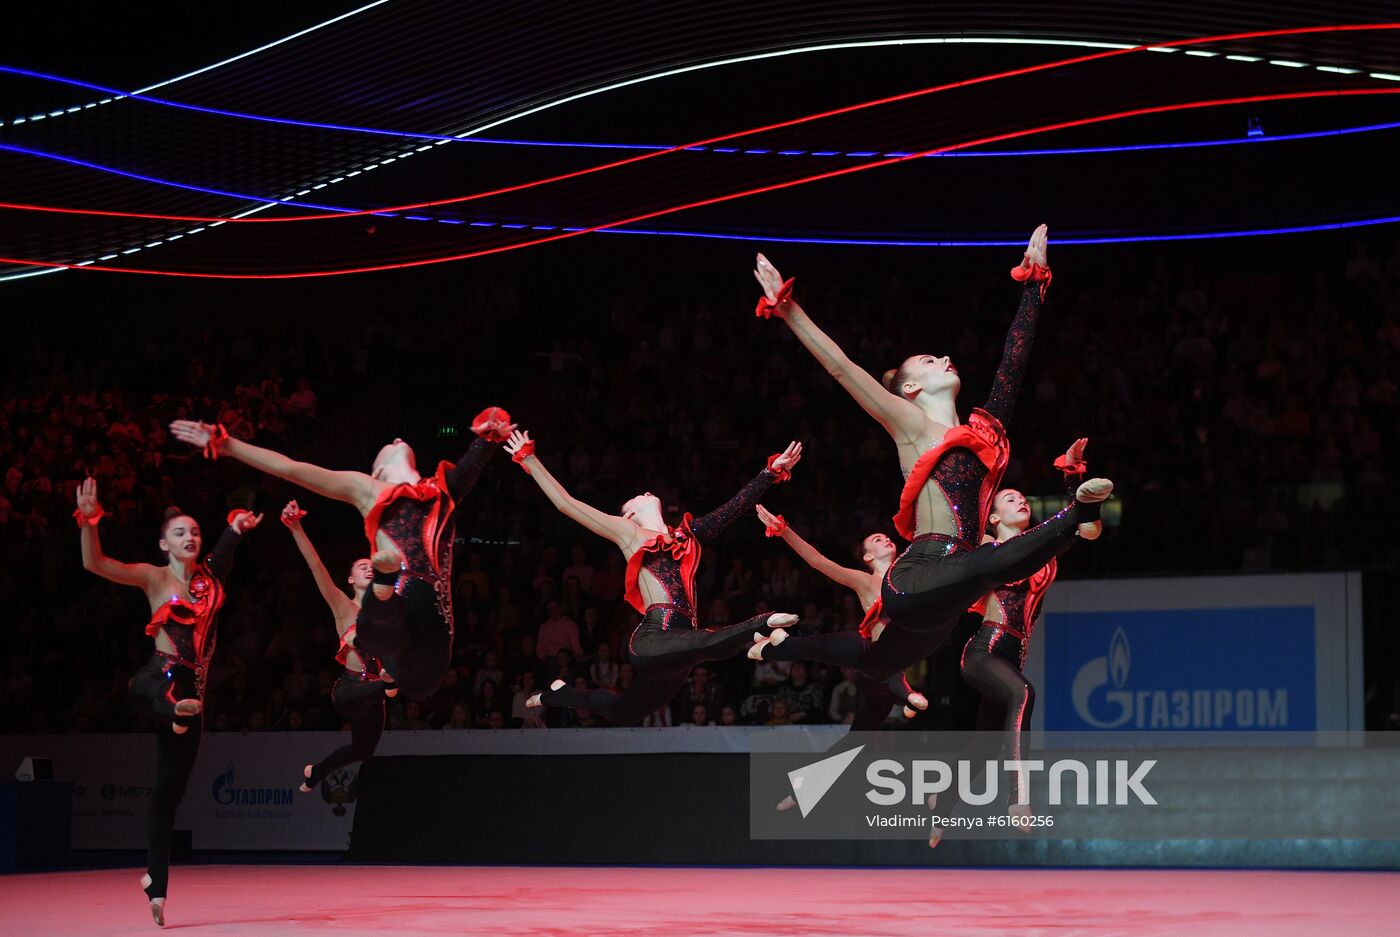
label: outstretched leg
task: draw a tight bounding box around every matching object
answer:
[885,481,1111,624]
[631,611,796,681]
[753,623,946,683]
[302,677,386,790]
[534,673,687,726]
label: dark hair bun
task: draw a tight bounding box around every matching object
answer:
[881,369,898,393]
[164,506,184,521]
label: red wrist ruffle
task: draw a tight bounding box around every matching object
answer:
[203,423,230,460]
[227,508,252,531]
[1010,260,1052,301]
[73,506,104,528]
[754,277,795,319]
[471,406,513,443]
[765,453,792,483]
[511,440,536,465]
[1053,453,1086,475]
[763,514,788,538]
[280,506,306,528]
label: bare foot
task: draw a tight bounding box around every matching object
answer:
[371,549,401,599]
[1009,801,1035,834]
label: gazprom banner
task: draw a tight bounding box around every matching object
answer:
[1027,572,1361,733]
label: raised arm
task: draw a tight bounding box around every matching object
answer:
[504,431,634,547]
[756,504,867,593]
[169,421,375,511]
[445,407,515,500]
[754,254,924,443]
[206,509,260,583]
[279,502,355,620]
[983,225,1051,425]
[74,478,160,589]
[691,442,802,543]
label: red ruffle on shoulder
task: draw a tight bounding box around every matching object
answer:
[1010,261,1052,301]
[754,277,795,319]
[858,597,885,639]
[335,623,359,668]
[624,514,699,614]
[363,460,455,574]
[892,409,1009,540]
[470,406,513,443]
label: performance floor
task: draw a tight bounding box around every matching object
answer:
[2,864,1397,935]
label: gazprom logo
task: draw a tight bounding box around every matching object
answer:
[1071,625,1289,730]
[212,762,294,807]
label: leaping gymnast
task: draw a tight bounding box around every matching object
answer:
[925,437,1091,845]
[746,225,1112,682]
[279,500,397,796]
[170,409,513,701]
[504,429,803,724]
[754,506,929,811]
[75,478,261,927]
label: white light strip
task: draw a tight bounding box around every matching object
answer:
[3,29,1388,281]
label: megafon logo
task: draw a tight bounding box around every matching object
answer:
[1070,623,1290,729]
[1071,626,1134,728]
[212,762,294,807]
[785,745,864,817]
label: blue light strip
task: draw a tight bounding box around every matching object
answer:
[6,61,1400,160]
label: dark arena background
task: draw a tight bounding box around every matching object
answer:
[2,2,1400,934]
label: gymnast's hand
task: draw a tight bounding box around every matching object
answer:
[504,430,533,460]
[753,253,792,314]
[280,501,306,529]
[1063,437,1087,466]
[1020,224,1049,269]
[770,440,803,474]
[76,477,103,519]
[169,420,214,448]
[755,504,783,530]
[231,511,264,534]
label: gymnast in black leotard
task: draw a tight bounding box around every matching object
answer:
[75,478,260,927]
[280,501,397,795]
[748,225,1112,681]
[170,408,513,701]
[928,438,1089,846]
[504,429,803,725]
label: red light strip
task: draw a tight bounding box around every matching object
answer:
[5,86,1396,279]
[1,22,1396,225]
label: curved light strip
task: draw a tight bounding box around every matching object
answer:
[595,215,1400,246]
[0,1,393,128]
[4,23,1395,283]
[5,86,1399,279]
[9,23,1400,226]
[5,117,1398,221]
[5,30,1397,137]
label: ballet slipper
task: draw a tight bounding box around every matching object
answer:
[1074,477,1113,540]
[1009,801,1035,834]
[527,679,565,709]
[379,669,399,698]
[140,873,165,926]
[299,764,315,794]
[765,612,798,630]
[370,549,401,599]
[776,795,797,812]
[926,794,942,849]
